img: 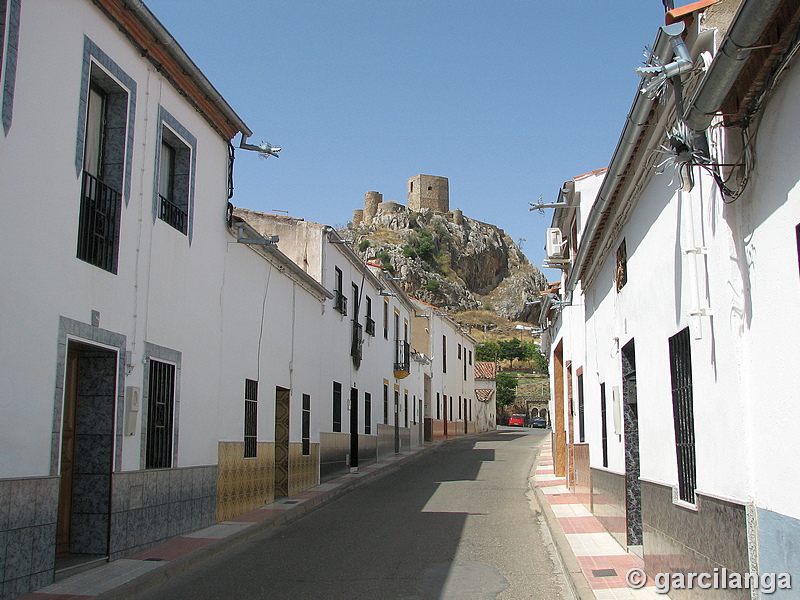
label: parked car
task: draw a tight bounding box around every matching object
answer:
[508,414,526,427]
[530,417,548,428]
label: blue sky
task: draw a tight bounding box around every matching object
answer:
[145,1,668,266]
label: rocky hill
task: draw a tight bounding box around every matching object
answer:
[340,208,547,323]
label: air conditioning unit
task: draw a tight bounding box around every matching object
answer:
[545,228,565,259]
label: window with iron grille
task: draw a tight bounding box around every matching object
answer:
[442,335,447,373]
[155,110,194,236]
[383,383,388,425]
[365,296,375,336]
[669,327,696,503]
[383,300,389,339]
[244,379,258,459]
[77,76,126,273]
[796,223,800,277]
[404,393,408,428]
[364,392,372,434]
[436,392,440,419]
[145,360,175,469]
[600,383,609,468]
[616,239,627,292]
[333,268,347,315]
[577,374,585,443]
[332,381,342,432]
[302,394,311,456]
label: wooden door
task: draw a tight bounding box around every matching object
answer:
[56,349,79,557]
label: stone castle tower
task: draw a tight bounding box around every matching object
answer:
[407,175,449,213]
[353,175,449,226]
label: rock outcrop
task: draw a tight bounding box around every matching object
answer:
[341,209,547,322]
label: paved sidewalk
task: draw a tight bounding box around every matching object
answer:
[532,438,671,600]
[17,443,442,600]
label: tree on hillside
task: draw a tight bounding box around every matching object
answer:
[496,372,518,407]
[499,338,525,368]
[523,341,548,373]
[476,341,500,363]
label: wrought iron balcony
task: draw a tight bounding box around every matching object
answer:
[334,290,347,315]
[394,340,410,378]
[365,316,376,337]
[159,194,188,234]
[77,170,121,273]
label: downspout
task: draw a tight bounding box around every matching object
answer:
[565,27,673,293]
[684,0,783,131]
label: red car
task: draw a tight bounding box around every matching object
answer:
[508,414,526,427]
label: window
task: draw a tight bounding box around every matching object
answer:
[75,40,136,274]
[244,379,258,458]
[155,108,195,236]
[334,268,347,315]
[1,0,21,134]
[796,224,800,277]
[302,394,311,456]
[600,383,608,468]
[458,396,462,419]
[383,300,389,339]
[442,336,447,373]
[436,392,440,420]
[412,394,416,424]
[145,360,176,469]
[383,383,388,425]
[332,381,342,432]
[616,239,627,292]
[394,389,400,426]
[669,327,696,503]
[469,350,472,365]
[404,393,409,428]
[458,344,462,360]
[365,392,372,435]
[577,374,585,443]
[365,296,375,336]
[449,396,453,421]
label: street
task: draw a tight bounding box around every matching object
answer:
[125,428,567,600]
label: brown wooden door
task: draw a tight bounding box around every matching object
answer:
[56,349,79,557]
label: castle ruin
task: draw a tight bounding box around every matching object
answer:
[353,175,449,226]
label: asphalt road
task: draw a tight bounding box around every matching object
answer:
[127,428,568,600]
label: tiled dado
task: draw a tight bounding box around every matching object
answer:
[109,466,217,560]
[288,443,320,497]
[590,467,627,550]
[569,443,591,511]
[218,442,322,521]
[0,477,59,598]
[217,442,275,522]
[641,480,750,600]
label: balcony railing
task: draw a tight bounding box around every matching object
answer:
[365,316,376,337]
[394,340,410,374]
[334,290,347,315]
[159,194,188,234]
[77,170,121,273]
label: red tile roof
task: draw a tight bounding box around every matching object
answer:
[474,362,497,379]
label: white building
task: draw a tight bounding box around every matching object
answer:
[0,0,257,594]
[473,362,498,433]
[409,298,477,440]
[542,0,800,592]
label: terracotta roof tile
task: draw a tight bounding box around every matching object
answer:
[475,362,497,379]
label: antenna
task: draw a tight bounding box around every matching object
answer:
[239,134,281,159]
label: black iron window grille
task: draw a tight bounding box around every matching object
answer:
[365,316,376,337]
[334,290,347,315]
[332,381,342,432]
[394,340,410,372]
[302,394,311,456]
[77,171,121,273]
[145,359,176,469]
[159,194,187,234]
[578,374,585,443]
[600,383,609,468]
[669,327,697,503]
[244,379,258,459]
[364,392,372,435]
[383,384,389,425]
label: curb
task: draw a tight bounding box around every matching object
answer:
[92,441,445,600]
[529,447,596,600]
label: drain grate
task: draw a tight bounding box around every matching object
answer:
[283,500,299,504]
[592,569,618,578]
